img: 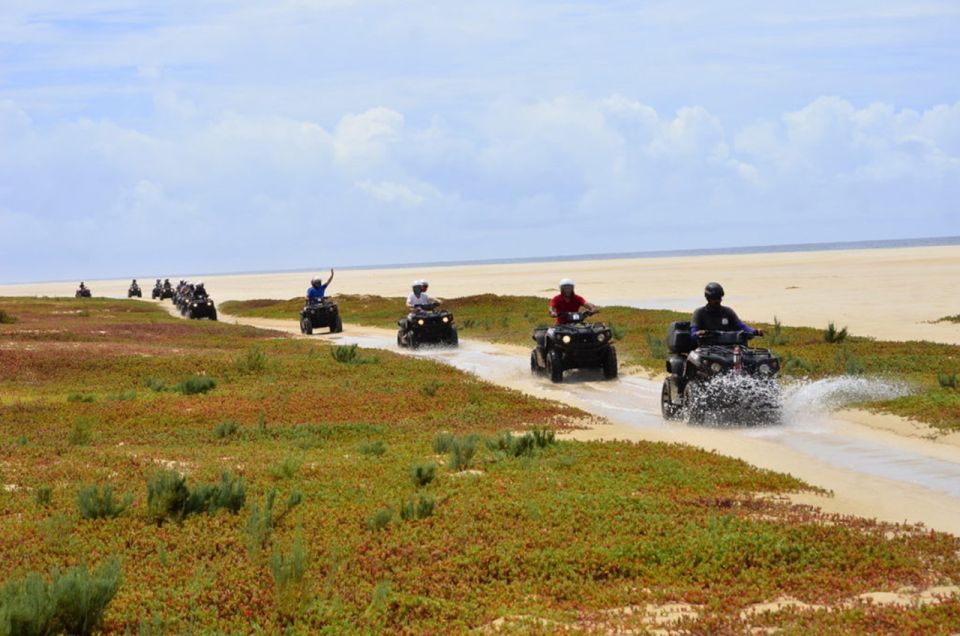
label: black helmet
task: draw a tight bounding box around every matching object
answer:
[704,282,724,300]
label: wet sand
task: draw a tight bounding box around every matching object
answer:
[4,244,959,344]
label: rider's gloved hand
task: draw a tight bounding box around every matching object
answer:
[753,329,764,337]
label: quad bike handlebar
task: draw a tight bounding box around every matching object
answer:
[557,310,594,322]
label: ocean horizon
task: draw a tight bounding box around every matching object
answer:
[4,235,959,285]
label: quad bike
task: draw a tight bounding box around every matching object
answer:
[185,296,218,320]
[530,311,617,383]
[300,299,343,335]
[660,321,781,424]
[397,303,458,348]
[75,287,91,298]
[151,284,163,299]
[160,286,175,300]
[128,283,142,298]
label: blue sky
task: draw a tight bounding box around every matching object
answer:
[1,1,959,282]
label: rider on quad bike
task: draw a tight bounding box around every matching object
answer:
[397,281,457,348]
[660,283,779,424]
[299,270,342,335]
[128,279,142,298]
[531,279,616,383]
[75,282,91,298]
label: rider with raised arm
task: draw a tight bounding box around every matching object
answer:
[690,282,763,339]
[549,278,598,324]
[306,269,335,307]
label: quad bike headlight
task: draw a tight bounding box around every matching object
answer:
[758,363,772,375]
[417,319,425,326]
[562,335,572,344]
[710,362,723,373]
[442,316,449,323]
[597,333,606,342]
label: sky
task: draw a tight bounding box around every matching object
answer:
[1,1,959,282]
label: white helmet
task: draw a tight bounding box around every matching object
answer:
[559,278,575,289]
[412,280,423,290]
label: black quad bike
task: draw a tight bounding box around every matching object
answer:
[160,286,175,300]
[530,311,617,383]
[128,283,142,298]
[300,299,343,335]
[75,287,91,298]
[660,321,781,424]
[151,284,163,299]
[397,303,458,348]
[184,296,217,321]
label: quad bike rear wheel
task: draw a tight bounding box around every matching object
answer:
[661,380,682,420]
[602,346,618,380]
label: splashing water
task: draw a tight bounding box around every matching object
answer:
[781,376,910,421]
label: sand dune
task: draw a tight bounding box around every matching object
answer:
[3,244,959,344]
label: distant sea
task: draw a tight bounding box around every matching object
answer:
[330,235,960,273]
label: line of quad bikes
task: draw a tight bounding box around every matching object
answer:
[96,282,783,424]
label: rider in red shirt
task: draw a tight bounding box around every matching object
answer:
[549,278,599,324]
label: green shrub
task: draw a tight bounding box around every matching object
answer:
[66,393,96,403]
[246,489,303,556]
[769,316,787,345]
[213,420,240,439]
[447,435,478,471]
[366,508,393,531]
[0,309,17,324]
[824,322,848,343]
[331,344,359,364]
[269,456,302,480]
[68,419,93,446]
[359,440,386,456]
[400,494,435,521]
[235,346,267,374]
[486,429,556,458]
[432,432,455,454]
[143,377,167,392]
[0,558,121,636]
[269,531,309,623]
[146,469,245,525]
[76,485,131,520]
[419,380,442,397]
[939,372,958,389]
[173,375,216,395]
[609,323,627,341]
[410,463,437,488]
[781,354,815,375]
[645,333,667,358]
[35,486,52,508]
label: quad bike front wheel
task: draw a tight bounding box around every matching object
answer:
[446,328,459,347]
[683,380,706,424]
[301,318,313,335]
[548,350,564,383]
[331,314,343,333]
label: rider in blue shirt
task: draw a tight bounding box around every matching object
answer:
[306,269,335,306]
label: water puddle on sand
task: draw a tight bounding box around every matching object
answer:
[320,329,960,514]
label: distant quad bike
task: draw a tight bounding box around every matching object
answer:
[185,296,217,321]
[160,287,175,300]
[531,311,617,383]
[75,287,91,298]
[151,284,162,299]
[397,303,458,348]
[300,299,343,335]
[660,321,781,424]
[128,283,142,298]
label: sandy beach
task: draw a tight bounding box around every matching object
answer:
[4,244,959,344]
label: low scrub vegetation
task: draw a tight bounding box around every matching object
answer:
[76,485,131,520]
[2,298,958,633]
[824,321,849,343]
